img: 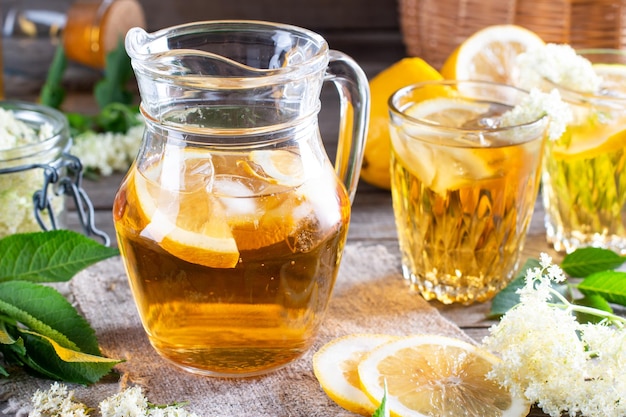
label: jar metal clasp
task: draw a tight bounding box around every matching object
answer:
[0,152,111,246]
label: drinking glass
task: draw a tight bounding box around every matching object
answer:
[388,80,549,304]
[540,49,626,254]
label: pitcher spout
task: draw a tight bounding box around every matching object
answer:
[125,21,330,126]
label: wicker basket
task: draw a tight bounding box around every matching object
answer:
[398,0,626,70]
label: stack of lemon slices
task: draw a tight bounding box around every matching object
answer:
[361,24,546,190]
[313,334,530,417]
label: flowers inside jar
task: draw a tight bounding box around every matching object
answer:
[0,102,69,238]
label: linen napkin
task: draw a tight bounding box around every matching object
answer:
[1,242,472,417]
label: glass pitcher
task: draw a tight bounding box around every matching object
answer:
[113,20,369,377]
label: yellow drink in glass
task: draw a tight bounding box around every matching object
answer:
[389,81,549,304]
[540,50,626,254]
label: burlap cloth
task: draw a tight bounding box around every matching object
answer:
[1,243,473,417]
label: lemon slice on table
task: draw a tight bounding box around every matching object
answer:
[441,24,545,84]
[391,97,509,195]
[361,57,444,190]
[313,334,398,416]
[357,335,530,417]
[133,149,240,268]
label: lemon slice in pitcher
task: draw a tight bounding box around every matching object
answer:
[243,149,309,187]
[357,335,530,417]
[133,150,240,269]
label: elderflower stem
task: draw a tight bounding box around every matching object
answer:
[546,286,626,328]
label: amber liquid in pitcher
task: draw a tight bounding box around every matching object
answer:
[114,145,350,376]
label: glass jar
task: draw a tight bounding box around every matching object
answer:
[2,0,146,70]
[63,0,146,68]
[0,100,110,244]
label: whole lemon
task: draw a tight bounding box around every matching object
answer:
[361,57,443,189]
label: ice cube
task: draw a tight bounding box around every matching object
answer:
[212,175,258,216]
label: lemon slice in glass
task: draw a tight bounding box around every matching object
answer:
[551,63,626,161]
[391,97,507,195]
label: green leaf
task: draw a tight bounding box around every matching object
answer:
[94,39,134,109]
[95,102,141,133]
[371,382,389,417]
[0,319,19,345]
[66,112,96,136]
[0,318,26,351]
[489,258,541,317]
[18,331,119,385]
[21,329,119,364]
[0,281,101,354]
[573,294,614,324]
[39,44,67,109]
[578,271,626,306]
[560,247,626,277]
[0,230,119,283]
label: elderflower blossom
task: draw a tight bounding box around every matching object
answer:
[515,43,602,93]
[0,108,53,150]
[30,382,89,417]
[0,107,63,238]
[500,88,573,140]
[30,384,199,417]
[482,253,626,417]
[71,123,143,176]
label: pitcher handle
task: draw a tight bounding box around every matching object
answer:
[325,50,370,202]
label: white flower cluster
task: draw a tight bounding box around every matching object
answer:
[0,168,64,237]
[0,108,62,238]
[30,383,199,417]
[71,123,143,176]
[500,88,573,140]
[30,383,89,417]
[0,108,53,150]
[515,43,602,93]
[482,253,626,417]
